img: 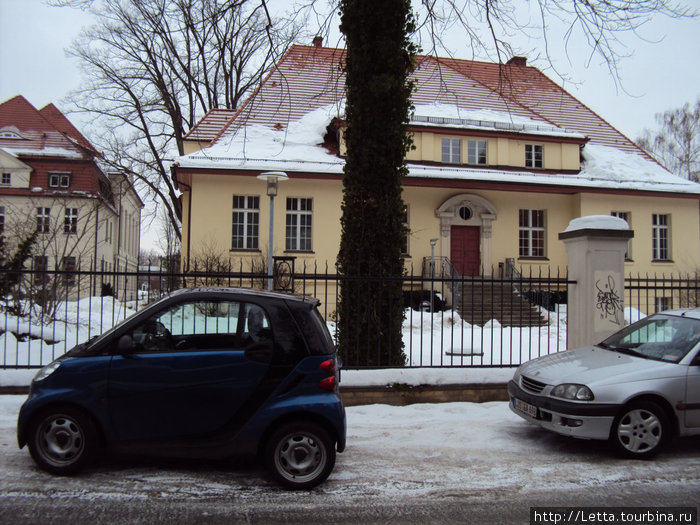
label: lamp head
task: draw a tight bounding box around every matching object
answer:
[257,171,289,196]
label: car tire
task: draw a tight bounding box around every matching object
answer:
[609,400,669,459]
[264,422,335,490]
[27,406,97,475]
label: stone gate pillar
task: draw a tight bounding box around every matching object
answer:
[559,215,634,350]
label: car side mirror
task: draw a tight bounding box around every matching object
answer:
[118,334,135,353]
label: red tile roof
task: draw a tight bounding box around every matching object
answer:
[198,45,646,158]
[39,102,99,155]
[183,108,237,142]
[0,95,92,159]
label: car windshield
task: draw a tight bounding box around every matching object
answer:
[599,314,700,363]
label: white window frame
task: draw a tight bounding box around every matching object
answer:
[64,208,78,234]
[441,138,461,164]
[467,140,487,165]
[37,207,51,234]
[652,214,670,261]
[285,197,313,252]
[611,211,632,259]
[519,209,546,258]
[62,256,77,286]
[232,195,260,250]
[1,172,10,185]
[655,296,671,313]
[49,172,71,188]
[525,144,543,169]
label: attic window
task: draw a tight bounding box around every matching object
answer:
[0,130,22,139]
[525,144,543,169]
[441,138,461,164]
[49,172,71,188]
[1,173,10,185]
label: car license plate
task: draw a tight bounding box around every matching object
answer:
[513,397,538,418]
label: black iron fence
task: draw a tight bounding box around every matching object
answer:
[1,261,695,370]
[625,272,700,321]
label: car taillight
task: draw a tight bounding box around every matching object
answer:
[318,359,338,392]
[318,376,338,392]
[319,359,336,374]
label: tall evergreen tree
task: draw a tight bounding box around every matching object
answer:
[336,0,416,366]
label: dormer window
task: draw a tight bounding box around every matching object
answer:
[0,130,22,139]
[467,140,487,165]
[49,172,71,188]
[441,138,461,164]
[525,144,543,168]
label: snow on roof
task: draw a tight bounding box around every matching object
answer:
[410,103,586,139]
[1,146,84,159]
[177,103,700,196]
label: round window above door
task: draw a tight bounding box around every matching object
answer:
[459,206,473,221]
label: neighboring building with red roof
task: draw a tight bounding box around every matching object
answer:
[0,95,143,298]
[173,42,700,313]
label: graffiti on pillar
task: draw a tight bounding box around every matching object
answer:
[595,273,623,327]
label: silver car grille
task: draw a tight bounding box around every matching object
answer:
[520,375,547,394]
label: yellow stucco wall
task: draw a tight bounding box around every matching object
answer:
[342,130,580,171]
[576,193,700,275]
[404,132,580,171]
[181,171,700,279]
[183,140,213,155]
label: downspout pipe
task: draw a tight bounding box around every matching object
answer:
[171,163,191,272]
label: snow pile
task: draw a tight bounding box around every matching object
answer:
[564,214,630,232]
[189,103,345,167]
[579,143,693,188]
[0,296,140,368]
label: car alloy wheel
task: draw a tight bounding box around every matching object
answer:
[265,422,335,490]
[610,400,669,459]
[28,407,96,475]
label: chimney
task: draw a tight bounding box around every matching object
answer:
[313,36,323,48]
[507,56,527,67]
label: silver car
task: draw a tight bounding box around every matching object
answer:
[509,309,700,458]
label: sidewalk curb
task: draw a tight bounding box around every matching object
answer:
[341,383,509,406]
[2,383,510,406]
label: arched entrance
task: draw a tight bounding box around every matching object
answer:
[435,194,498,276]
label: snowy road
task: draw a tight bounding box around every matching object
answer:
[1,395,699,524]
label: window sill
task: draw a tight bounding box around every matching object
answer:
[229,249,261,253]
[651,259,674,264]
[284,250,315,255]
[517,257,549,261]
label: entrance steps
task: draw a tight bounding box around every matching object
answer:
[457,281,548,327]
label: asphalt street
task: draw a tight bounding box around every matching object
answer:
[1,396,699,524]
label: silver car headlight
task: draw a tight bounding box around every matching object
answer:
[551,383,594,401]
[34,361,61,382]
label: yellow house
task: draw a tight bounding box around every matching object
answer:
[173,43,700,304]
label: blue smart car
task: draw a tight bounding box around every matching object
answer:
[17,288,346,489]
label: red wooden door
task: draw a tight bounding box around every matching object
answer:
[451,226,480,276]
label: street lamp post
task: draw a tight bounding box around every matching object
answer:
[256,171,288,290]
[430,238,439,313]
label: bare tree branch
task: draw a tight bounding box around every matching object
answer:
[56,0,300,243]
